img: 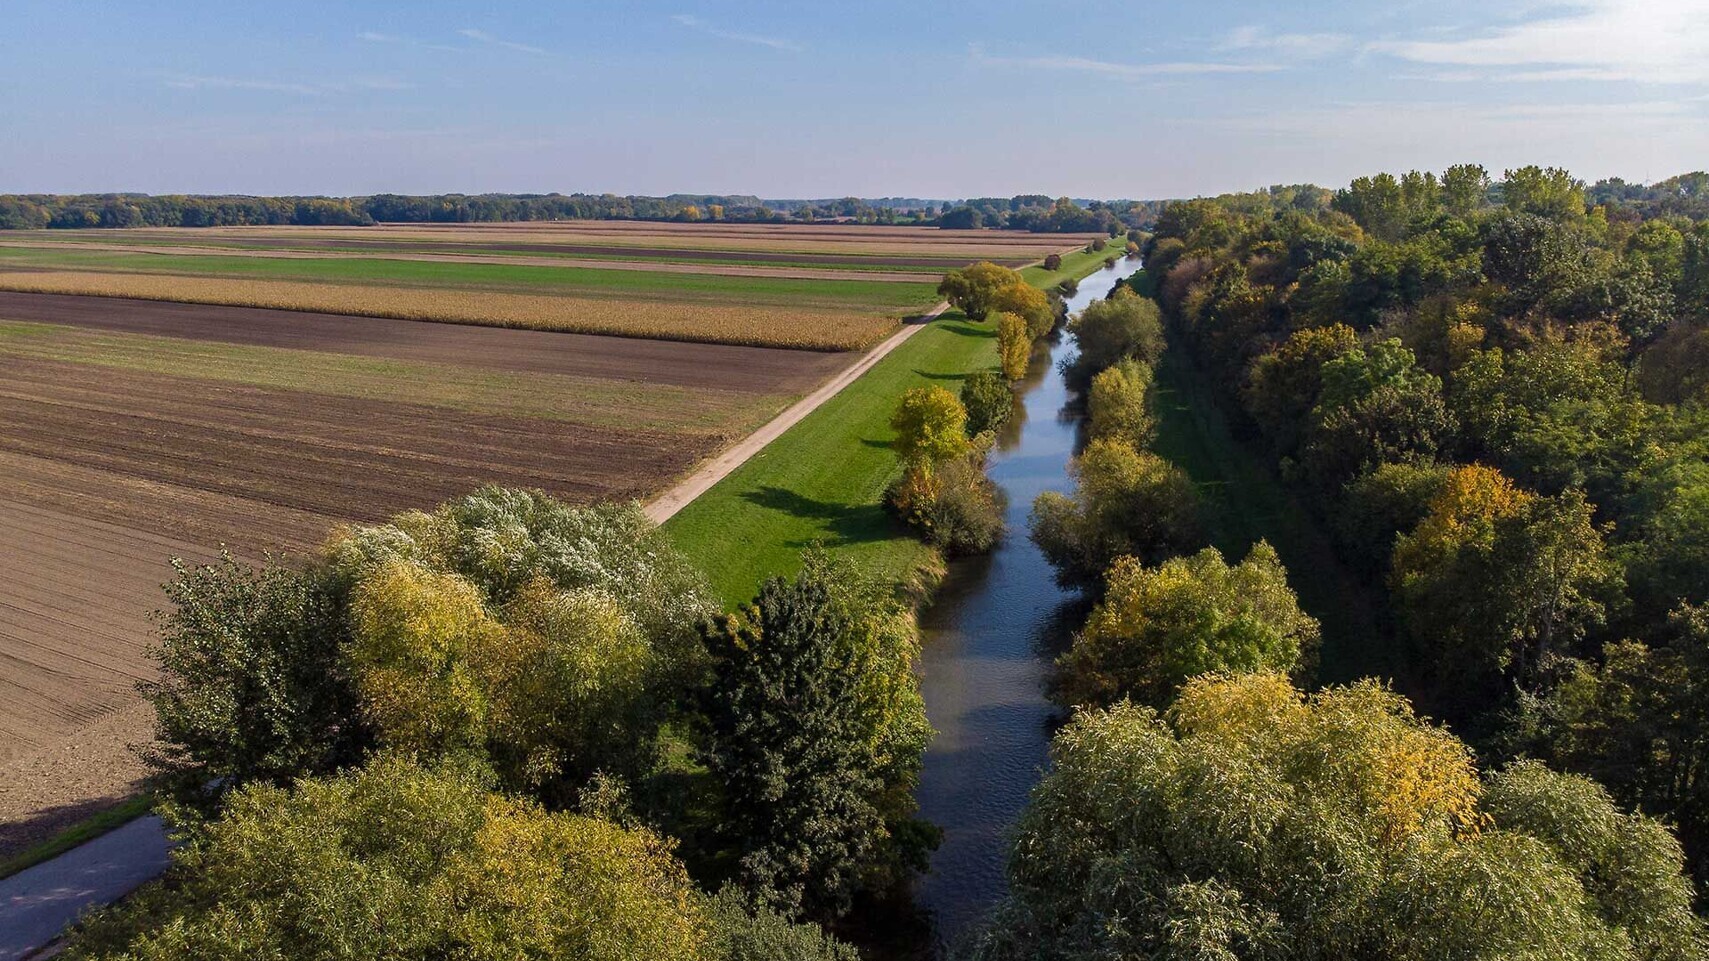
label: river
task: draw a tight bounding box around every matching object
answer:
[912,259,1134,941]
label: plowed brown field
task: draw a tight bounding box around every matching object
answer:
[0,293,848,855]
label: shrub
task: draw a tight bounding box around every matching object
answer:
[1091,237,1107,251]
[889,438,1005,556]
[62,757,712,961]
[996,312,1031,381]
[1030,438,1201,587]
[1055,542,1320,708]
[1042,253,1063,271]
[1064,289,1165,390]
[1086,358,1154,446]
[960,370,1013,436]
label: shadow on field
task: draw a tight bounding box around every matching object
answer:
[938,322,996,339]
[739,486,895,548]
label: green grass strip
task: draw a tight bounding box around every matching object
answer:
[0,795,154,880]
[1148,346,1395,684]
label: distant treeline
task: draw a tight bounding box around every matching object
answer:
[0,190,1156,233]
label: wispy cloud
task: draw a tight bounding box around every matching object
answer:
[1369,0,1709,84]
[1220,26,1352,59]
[459,28,546,56]
[164,74,413,96]
[972,45,1279,79]
[672,14,801,52]
[357,31,461,53]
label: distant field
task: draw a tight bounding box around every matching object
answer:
[0,290,845,854]
[0,271,901,350]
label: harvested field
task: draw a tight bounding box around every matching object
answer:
[0,240,946,283]
[0,271,899,350]
[0,293,856,855]
[16,221,1099,265]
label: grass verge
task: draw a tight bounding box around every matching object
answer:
[663,314,997,606]
[1149,345,1396,684]
[0,795,154,880]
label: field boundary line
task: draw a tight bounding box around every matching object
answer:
[643,301,949,525]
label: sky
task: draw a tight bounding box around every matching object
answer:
[2,0,1706,200]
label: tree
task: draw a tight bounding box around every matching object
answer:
[1442,163,1492,217]
[938,262,1025,320]
[1300,340,1453,494]
[1502,165,1587,221]
[1056,542,1319,708]
[1029,438,1201,587]
[962,675,1706,961]
[1042,253,1062,271]
[989,282,1054,338]
[1064,289,1165,389]
[1085,358,1153,446]
[959,370,1013,436]
[61,757,714,961]
[699,557,931,918]
[1242,323,1359,453]
[142,555,366,811]
[889,386,969,476]
[1535,604,1709,893]
[1392,468,1622,707]
[996,313,1030,381]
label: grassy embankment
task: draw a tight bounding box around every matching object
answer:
[0,796,154,880]
[1148,345,1396,685]
[665,248,1118,607]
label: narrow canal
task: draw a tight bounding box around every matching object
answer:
[912,260,1134,940]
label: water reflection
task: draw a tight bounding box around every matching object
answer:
[912,263,1132,943]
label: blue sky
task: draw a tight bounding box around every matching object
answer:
[2,1,1705,199]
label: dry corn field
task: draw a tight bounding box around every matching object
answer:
[0,271,898,350]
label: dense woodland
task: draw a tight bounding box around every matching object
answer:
[0,191,1151,232]
[966,164,1709,958]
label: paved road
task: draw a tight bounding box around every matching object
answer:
[0,815,172,960]
[644,301,948,523]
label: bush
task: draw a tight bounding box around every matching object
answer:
[1055,542,1320,708]
[960,370,1013,436]
[1042,253,1063,271]
[996,312,1030,381]
[1030,438,1201,587]
[1091,237,1107,251]
[1064,289,1165,389]
[1086,358,1154,446]
[63,757,713,961]
[889,438,1005,556]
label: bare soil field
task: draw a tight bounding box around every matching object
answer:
[0,294,852,856]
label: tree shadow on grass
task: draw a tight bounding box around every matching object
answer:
[939,322,996,339]
[739,486,897,548]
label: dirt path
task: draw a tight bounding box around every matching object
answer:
[642,301,950,524]
[0,240,942,284]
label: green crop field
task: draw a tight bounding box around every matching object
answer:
[0,246,941,311]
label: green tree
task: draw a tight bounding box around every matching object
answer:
[1535,604,1709,894]
[962,675,1706,961]
[1242,323,1359,452]
[62,757,714,961]
[996,312,1031,381]
[1442,163,1492,217]
[889,386,969,474]
[1086,358,1154,446]
[959,370,1013,436]
[1064,289,1165,389]
[989,282,1055,338]
[699,557,931,918]
[1502,165,1588,221]
[1030,438,1201,587]
[938,262,1025,320]
[1056,542,1319,708]
[142,555,366,811]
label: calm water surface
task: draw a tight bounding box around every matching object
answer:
[912,261,1132,940]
